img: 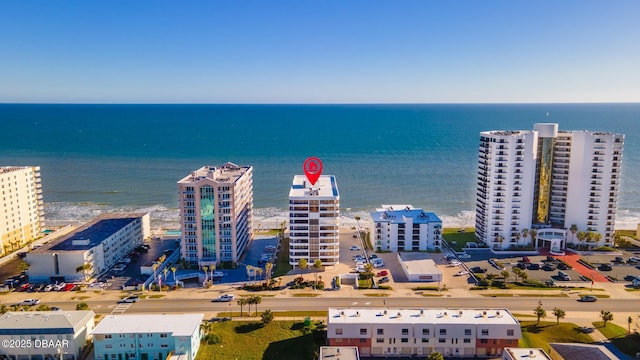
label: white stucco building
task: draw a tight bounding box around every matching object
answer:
[0,166,45,256]
[92,314,203,360]
[370,205,442,252]
[327,308,521,358]
[178,163,253,267]
[26,213,150,283]
[289,175,340,266]
[475,123,624,249]
[0,310,95,360]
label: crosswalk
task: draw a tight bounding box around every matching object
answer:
[111,303,131,314]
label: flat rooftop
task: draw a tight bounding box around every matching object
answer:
[93,314,204,337]
[289,175,339,198]
[399,256,442,276]
[319,346,360,360]
[0,311,94,335]
[503,348,551,360]
[34,213,144,252]
[371,205,441,224]
[328,308,519,326]
[178,162,251,184]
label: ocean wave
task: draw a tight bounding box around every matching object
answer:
[44,202,639,232]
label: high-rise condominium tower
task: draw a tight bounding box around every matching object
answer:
[475,123,623,249]
[289,175,340,266]
[0,166,45,255]
[178,162,253,266]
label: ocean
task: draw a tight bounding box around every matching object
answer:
[1,103,640,230]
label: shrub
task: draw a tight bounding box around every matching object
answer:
[76,302,89,310]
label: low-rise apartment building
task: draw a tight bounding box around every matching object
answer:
[27,213,150,283]
[0,310,95,360]
[370,205,442,252]
[327,308,521,358]
[92,314,203,360]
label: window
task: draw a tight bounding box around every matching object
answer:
[464,329,472,336]
[160,334,168,338]
[105,345,112,349]
[507,329,514,336]
[105,335,112,339]
[438,338,446,343]
[481,329,489,336]
[402,328,409,335]
[421,338,429,343]
[359,338,367,343]
[422,329,429,335]
[376,338,384,343]
[377,329,384,335]
[360,328,367,335]
[335,328,343,335]
[463,338,471,343]
[161,344,168,348]
[480,339,488,344]
[439,329,446,335]
[401,338,409,343]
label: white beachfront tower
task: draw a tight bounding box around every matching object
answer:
[475,123,624,250]
[0,166,45,256]
[289,174,340,266]
[178,162,253,267]
[370,205,443,252]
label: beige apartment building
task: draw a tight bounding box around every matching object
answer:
[0,166,45,255]
[178,162,253,267]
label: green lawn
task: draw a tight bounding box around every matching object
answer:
[593,321,640,356]
[442,228,479,251]
[519,321,593,349]
[273,237,293,277]
[197,320,322,360]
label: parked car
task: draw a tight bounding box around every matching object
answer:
[521,256,531,263]
[470,267,487,274]
[118,295,139,303]
[578,295,597,302]
[20,299,40,306]
[378,277,390,284]
[542,263,556,271]
[350,246,361,251]
[214,294,235,302]
[50,307,62,311]
[627,257,640,264]
[557,262,570,270]
[458,253,471,259]
[557,271,571,281]
[455,270,469,276]
[373,262,385,268]
[376,271,388,277]
[515,262,527,269]
[612,256,625,264]
[599,264,613,271]
[369,254,378,260]
[527,263,541,270]
[449,260,461,267]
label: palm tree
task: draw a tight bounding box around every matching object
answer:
[569,224,578,247]
[534,305,546,325]
[511,267,521,282]
[522,229,529,247]
[162,268,169,290]
[297,258,308,277]
[577,231,587,250]
[313,259,323,289]
[500,270,510,285]
[514,232,521,248]
[18,261,30,274]
[552,307,565,325]
[75,262,93,283]
[592,232,602,249]
[265,262,273,282]
[519,271,528,282]
[253,295,262,315]
[170,266,177,286]
[530,229,538,248]
[628,315,633,334]
[202,266,209,286]
[256,268,264,282]
[600,310,613,327]
[152,263,159,286]
[237,298,247,316]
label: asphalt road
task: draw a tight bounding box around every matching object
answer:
[40,297,639,315]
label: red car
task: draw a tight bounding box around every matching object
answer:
[62,284,76,291]
[376,271,388,277]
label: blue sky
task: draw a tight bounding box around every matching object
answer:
[1,1,639,103]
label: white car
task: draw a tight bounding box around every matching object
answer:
[350,246,361,251]
[214,294,235,302]
[20,299,40,306]
[449,260,462,267]
[373,262,385,268]
[455,270,469,276]
[459,253,471,259]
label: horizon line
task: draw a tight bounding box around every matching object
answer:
[2,101,640,106]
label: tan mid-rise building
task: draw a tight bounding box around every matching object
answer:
[0,166,45,255]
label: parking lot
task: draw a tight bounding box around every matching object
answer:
[452,249,640,286]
